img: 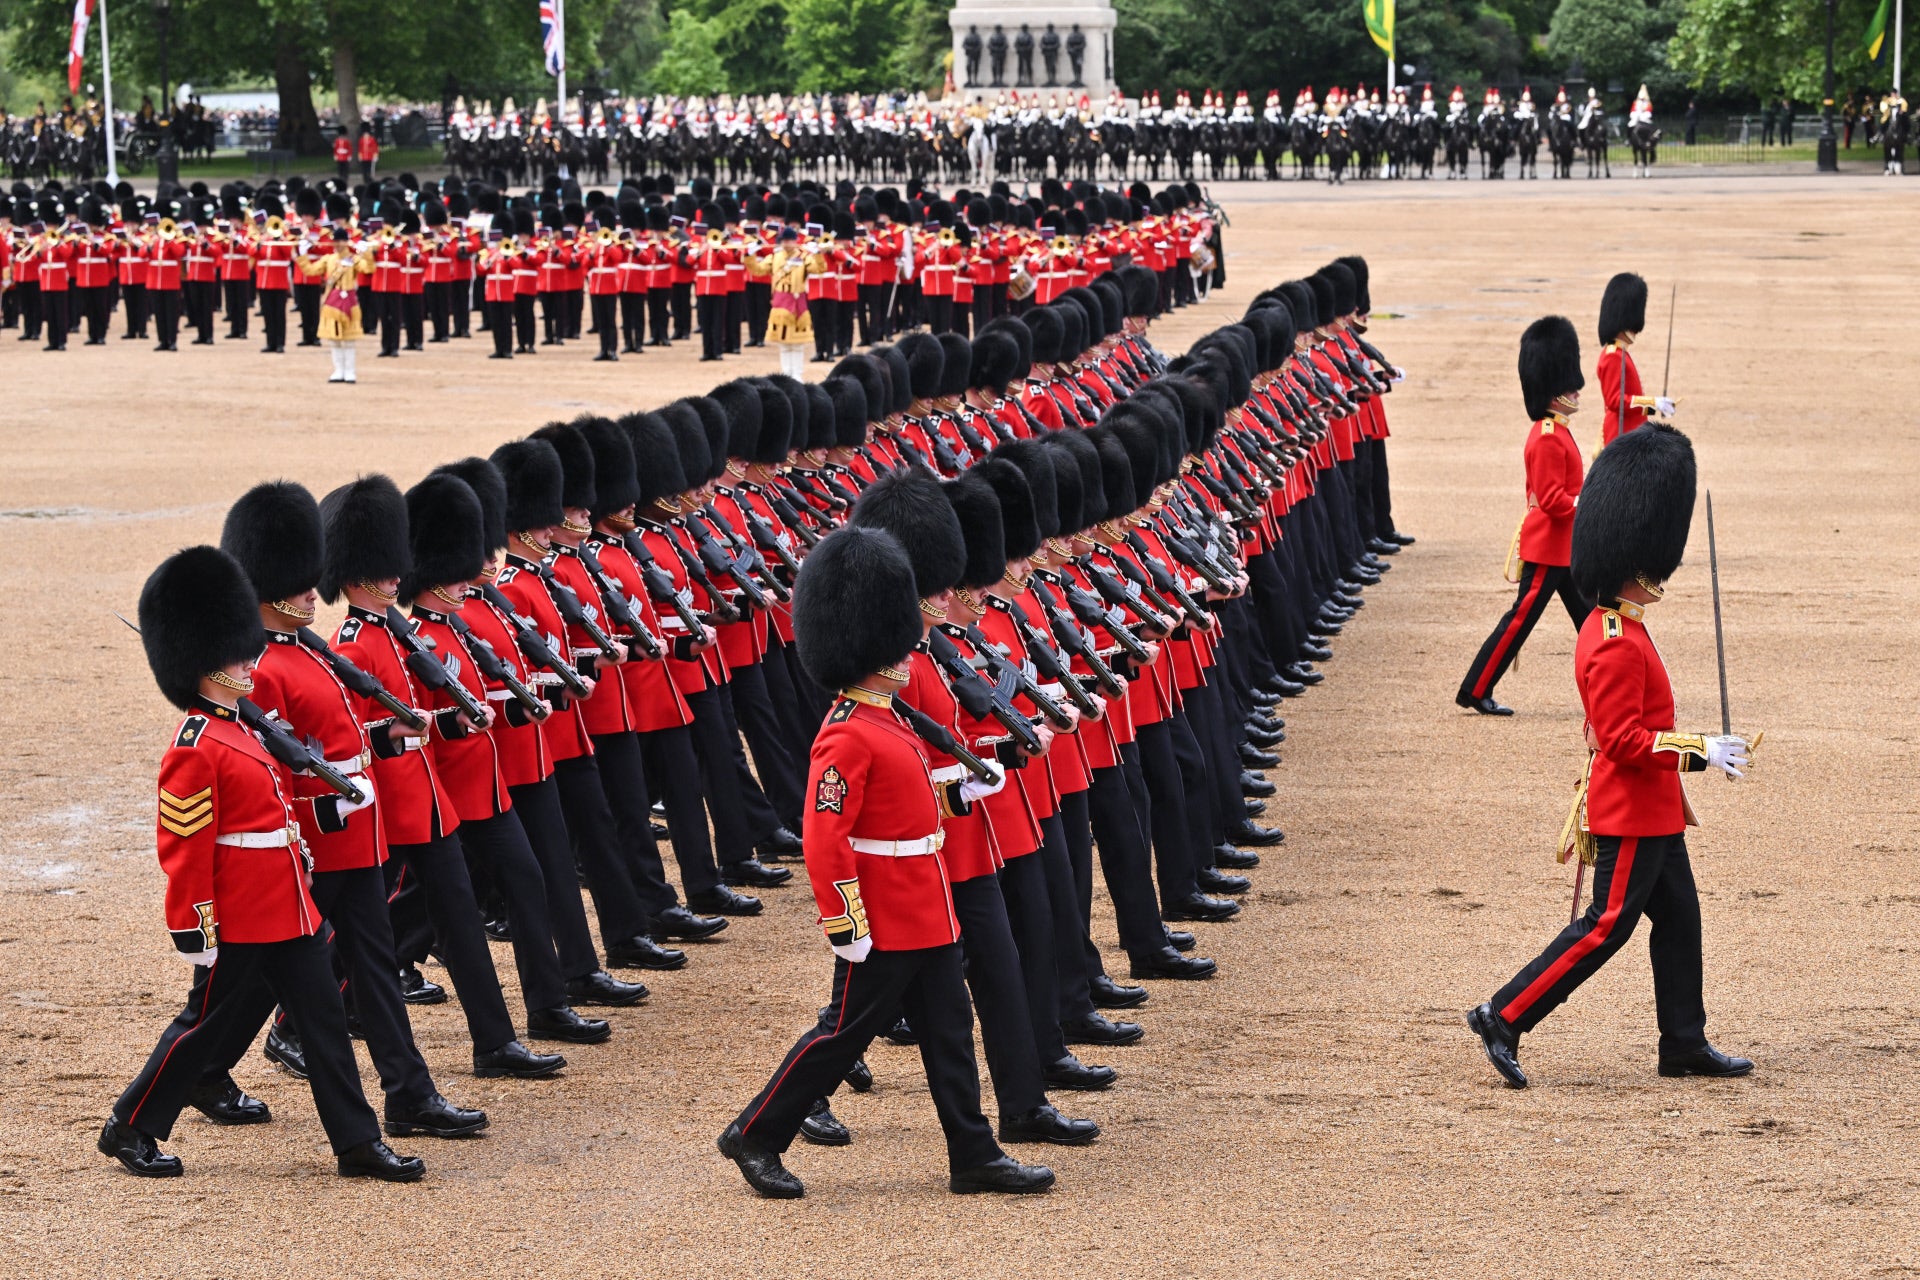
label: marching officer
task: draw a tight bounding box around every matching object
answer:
[1596,271,1677,447]
[1468,423,1757,1088]
[98,546,423,1182]
[715,525,1056,1199]
[1457,316,1589,716]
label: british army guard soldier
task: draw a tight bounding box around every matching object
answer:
[1595,272,1677,448]
[99,547,422,1182]
[1457,316,1589,716]
[716,526,1056,1200]
[1468,423,1757,1088]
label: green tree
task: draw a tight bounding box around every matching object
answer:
[1669,0,1908,99]
[1547,0,1655,87]
[651,6,728,95]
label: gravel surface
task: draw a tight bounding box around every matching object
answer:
[1,170,1914,1277]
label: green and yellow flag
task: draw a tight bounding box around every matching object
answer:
[1364,0,1395,59]
[1865,0,1892,62]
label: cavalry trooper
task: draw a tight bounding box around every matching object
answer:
[214,482,486,1138]
[716,526,1057,1199]
[98,546,422,1182]
[317,475,572,1079]
[1457,316,1589,716]
[1469,423,1758,1089]
[1595,271,1677,448]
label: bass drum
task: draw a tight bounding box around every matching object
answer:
[1008,264,1037,302]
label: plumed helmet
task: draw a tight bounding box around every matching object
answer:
[969,328,1023,394]
[1570,422,1696,605]
[1598,271,1648,345]
[622,411,688,506]
[317,474,411,604]
[430,457,510,553]
[850,466,967,597]
[221,481,322,605]
[530,422,599,513]
[579,415,640,519]
[944,470,1007,590]
[1519,315,1585,422]
[897,333,946,402]
[490,437,566,532]
[791,527,923,691]
[973,456,1040,561]
[990,440,1059,540]
[139,546,268,709]
[402,473,486,600]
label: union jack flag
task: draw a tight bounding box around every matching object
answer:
[540,0,563,77]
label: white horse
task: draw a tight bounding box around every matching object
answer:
[965,120,996,185]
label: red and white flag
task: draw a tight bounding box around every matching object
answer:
[68,0,96,93]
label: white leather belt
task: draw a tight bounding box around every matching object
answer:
[215,827,296,849]
[486,690,515,702]
[530,672,563,687]
[849,832,944,858]
[929,764,967,784]
[1036,682,1065,702]
[659,617,690,631]
[326,750,371,775]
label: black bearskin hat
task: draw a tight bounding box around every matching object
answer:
[969,328,1023,394]
[990,440,1059,540]
[490,437,565,532]
[1598,271,1648,344]
[140,546,267,709]
[1091,428,1137,520]
[1335,254,1371,314]
[317,474,411,604]
[221,480,322,604]
[1041,432,1085,533]
[659,401,712,491]
[1023,305,1064,365]
[767,376,811,454]
[1519,315,1585,422]
[824,376,870,446]
[403,473,486,599]
[431,457,510,553]
[531,422,599,513]
[623,411,688,506]
[710,380,764,460]
[792,527,923,692]
[830,354,886,424]
[973,456,1040,561]
[1119,264,1159,318]
[807,383,844,450]
[944,470,1007,590]
[897,333,945,402]
[936,332,973,399]
[850,466,967,597]
[1053,298,1087,362]
[874,345,913,415]
[1041,428,1103,531]
[1317,261,1358,316]
[687,396,731,483]
[982,315,1034,382]
[1570,423,1696,605]
[580,415,639,519]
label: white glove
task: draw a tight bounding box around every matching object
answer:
[336,791,376,819]
[1390,366,1407,384]
[959,762,1009,803]
[1705,735,1750,778]
[831,937,873,964]
[182,946,218,966]
[1654,395,1677,417]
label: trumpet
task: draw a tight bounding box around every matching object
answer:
[707,227,725,244]
[157,217,179,240]
[597,226,616,244]
[264,214,286,236]
[938,227,957,244]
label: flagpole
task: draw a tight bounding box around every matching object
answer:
[100,0,118,187]
[555,0,566,132]
[1898,0,1905,97]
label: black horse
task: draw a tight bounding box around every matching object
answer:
[1513,114,1541,178]
[1548,114,1577,179]
[1444,114,1474,178]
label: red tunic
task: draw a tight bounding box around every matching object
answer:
[1578,603,1706,837]
[332,607,458,846]
[899,647,1000,882]
[250,631,387,874]
[1518,415,1584,567]
[461,585,555,789]
[155,702,322,952]
[495,553,596,763]
[584,532,694,733]
[410,604,511,822]
[1596,343,1646,447]
[804,693,961,952]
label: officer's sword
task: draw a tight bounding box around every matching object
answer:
[1660,283,1677,401]
[1707,490,1734,784]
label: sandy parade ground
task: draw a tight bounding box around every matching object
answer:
[0,168,1916,1277]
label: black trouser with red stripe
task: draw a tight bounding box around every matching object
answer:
[950,874,1050,1115]
[732,944,1001,1171]
[383,829,518,1052]
[455,810,574,1012]
[1458,561,1588,703]
[113,934,379,1151]
[1491,832,1708,1056]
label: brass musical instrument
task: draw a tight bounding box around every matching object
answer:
[264,214,286,236]
[157,217,179,239]
[708,227,725,244]
[938,227,957,245]
[598,226,616,244]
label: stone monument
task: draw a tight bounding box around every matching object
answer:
[950,0,1116,100]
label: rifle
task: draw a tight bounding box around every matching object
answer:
[619,530,707,634]
[535,563,625,667]
[237,698,367,804]
[1005,595,1108,714]
[1084,556,1176,635]
[1123,532,1212,629]
[576,542,664,660]
[785,470,850,515]
[1155,512,1238,594]
[476,582,590,696]
[1031,575,1127,697]
[387,606,491,724]
[1058,574,1153,665]
[296,626,427,731]
[657,522,743,623]
[909,417,964,473]
[925,627,1044,754]
[685,511,775,610]
[445,611,545,716]
[730,495,804,582]
[938,407,993,457]
[964,622,1075,730]
[890,695,999,784]
[760,484,824,548]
